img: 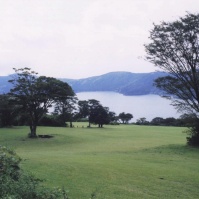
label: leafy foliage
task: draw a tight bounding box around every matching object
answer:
[136,117,149,125]
[0,94,17,127]
[89,105,110,128]
[78,99,114,127]
[0,145,69,199]
[54,96,78,128]
[145,13,199,146]
[145,13,199,114]
[118,112,133,124]
[186,124,199,146]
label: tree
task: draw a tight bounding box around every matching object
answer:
[179,113,197,126]
[136,117,149,125]
[108,111,118,124]
[0,94,14,127]
[145,13,199,145]
[9,68,75,138]
[54,96,78,127]
[118,112,133,124]
[77,99,100,127]
[77,99,112,127]
[89,105,110,128]
[77,100,90,123]
[163,117,177,126]
[150,117,165,126]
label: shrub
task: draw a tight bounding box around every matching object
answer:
[0,145,69,199]
[186,118,199,147]
[186,127,199,147]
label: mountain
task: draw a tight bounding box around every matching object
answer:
[61,71,166,95]
[0,71,167,96]
[0,75,13,94]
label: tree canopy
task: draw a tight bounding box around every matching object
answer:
[54,96,78,127]
[145,13,199,115]
[118,112,133,124]
[0,94,16,127]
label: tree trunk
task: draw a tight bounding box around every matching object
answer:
[98,124,103,128]
[70,121,73,128]
[29,125,37,138]
[88,119,91,127]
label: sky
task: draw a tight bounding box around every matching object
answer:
[0,0,199,79]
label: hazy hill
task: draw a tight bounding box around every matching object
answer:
[0,76,12,94]
[0,71,166,95]
[61,71,166,95]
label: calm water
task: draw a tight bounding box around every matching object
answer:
[76,92,180,122]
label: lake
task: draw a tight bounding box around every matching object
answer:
[76,92,180,122]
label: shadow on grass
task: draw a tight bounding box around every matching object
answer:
[142,144,199,157]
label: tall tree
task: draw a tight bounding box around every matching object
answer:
[145,13,199,145]
[9,68,75,138]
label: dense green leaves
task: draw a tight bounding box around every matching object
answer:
[0,94,16,127]
[89,105,110,128]
[146,13,199,72]
[54,96,78,127]
[118,112,133,124]
[78,99,114,127]
[0,146,68,199]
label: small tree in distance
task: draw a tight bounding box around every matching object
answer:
[118,112,133,124]
[145,13,199,146]
[78,99,115,127]
[136,117,149,125]
[89,105,110,128]
[150,117,164,126]
[54,96,78,128]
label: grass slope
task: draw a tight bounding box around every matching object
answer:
[1,124,199,199]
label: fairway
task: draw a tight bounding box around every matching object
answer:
[1,124,199,199]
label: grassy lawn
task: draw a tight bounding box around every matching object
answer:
[1,124,199,199]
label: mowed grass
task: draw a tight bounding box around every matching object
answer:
[1,124,199,199]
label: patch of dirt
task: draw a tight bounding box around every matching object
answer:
[38,135,54,139]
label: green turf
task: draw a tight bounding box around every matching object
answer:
[1,124,199,199]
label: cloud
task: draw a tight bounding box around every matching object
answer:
[0,0,199,78]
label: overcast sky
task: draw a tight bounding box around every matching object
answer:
[0,0,198,79]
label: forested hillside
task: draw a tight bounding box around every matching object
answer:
[0,71,166,95]
[62,71,166,95]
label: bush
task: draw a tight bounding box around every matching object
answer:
[186,118,199,147]
[0,145,69,199]
[38,114,65,127]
